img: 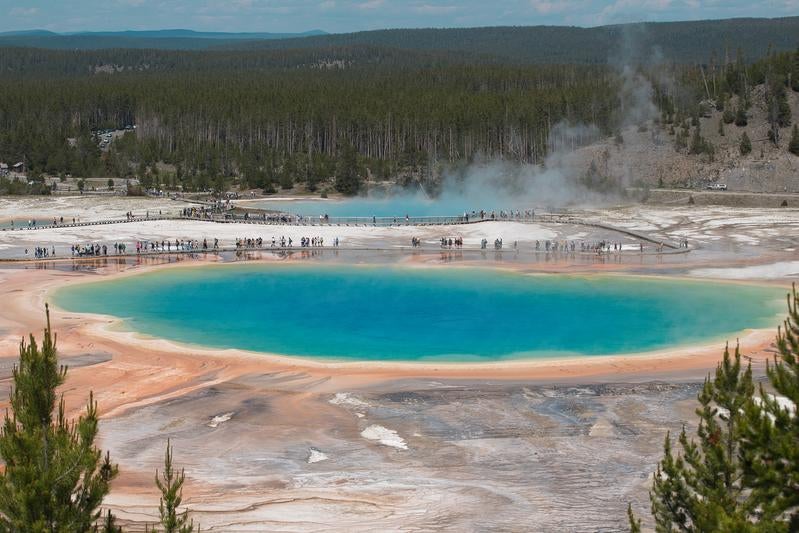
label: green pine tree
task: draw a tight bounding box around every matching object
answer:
[650,345,755,531]
[627,503,641,533]
[740,132,752,156]
[735,106,748,127]
[334,143,362,196]
[689,127,703,154]
[789,125,799,157]
[101,509,122,533]
[741,284,799,530]
[722,108,735,125]
[0,305,118,531]
[154,440,198,533]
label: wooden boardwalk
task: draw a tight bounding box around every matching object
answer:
[1,212,682,250]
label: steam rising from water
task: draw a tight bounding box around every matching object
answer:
[258,126,618,217]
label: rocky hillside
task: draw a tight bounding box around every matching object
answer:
[578,85,799,194]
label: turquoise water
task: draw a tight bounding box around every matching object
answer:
[0,219,50,230]
[53,265,784,362]
[251,194,528,218]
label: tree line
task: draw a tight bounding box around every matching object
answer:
[0,54,621,193]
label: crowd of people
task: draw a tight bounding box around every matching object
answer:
[27,246,55,258]
[468,209,536,221]
[71,243,111,256]
[232,235,341,248]
[401,236,662,254]
[19,230,674,261]
[440,237,464,248]
[226,209,542,226]
[134,239,214,253]
[236,237,265,248]
[534,239,627,254]
[182,206,218,219]
[61,239,221,257]
[301,236,331,247]
[226,212,300,224]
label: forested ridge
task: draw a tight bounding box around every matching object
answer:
[0,28,326,51]
[233,17,799,65]
[0,50,623,192]
[0,45,498,77]
[1,17,797,63]
[0,22,797,195]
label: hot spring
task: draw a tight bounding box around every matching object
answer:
[246,192,532,218]
[53,265,783,362]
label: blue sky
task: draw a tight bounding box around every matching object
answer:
[1,0,797,34]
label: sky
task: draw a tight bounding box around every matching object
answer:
[1,0,797,34]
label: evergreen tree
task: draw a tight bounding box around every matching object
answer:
[650,345,754,531]
[154,440,197,533]
[627,503,641,533]
[101,509,122,533]
[740,132,752,156]
[334,143,361,196]
[789,125,799,156]
[766,81,791,144]
[0,305,118,531]
[689,127,713,156]
[689,127,702,154]
[740,284,799,530]
[735,106,748,127]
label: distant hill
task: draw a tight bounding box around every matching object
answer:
[60,29,327,40]
[0,30,58,37]
[231,17,799,64]
[0,29,327,50]
[1,18,796,64]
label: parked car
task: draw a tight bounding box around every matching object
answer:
[706,183,728,191]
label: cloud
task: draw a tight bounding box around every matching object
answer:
[530,1,581,15]
[598,0,673,23]
[9,6,39,17]
[356,0,384,9]
[413,3,458,15]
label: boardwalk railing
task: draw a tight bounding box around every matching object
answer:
[1,213,478,231]
[0,212,679,249]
